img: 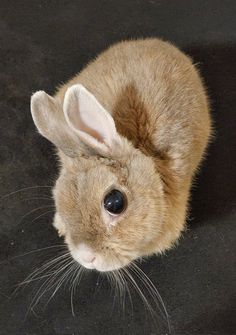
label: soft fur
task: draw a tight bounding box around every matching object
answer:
[31,38,211,272]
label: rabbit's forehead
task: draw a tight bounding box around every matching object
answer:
[77,164,118,190]
[76,159,129,189]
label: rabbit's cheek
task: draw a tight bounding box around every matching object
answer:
[52,212,66,237]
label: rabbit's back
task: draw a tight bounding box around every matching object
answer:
[57,39,211,177]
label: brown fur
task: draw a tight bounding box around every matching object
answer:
[31,38,211,271]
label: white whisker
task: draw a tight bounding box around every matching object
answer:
[30,210,54,224]
[44,260,76,308]
[70,265,83,316]
[115,270,126,313]
[17,205,54,226]
[28,257,74,314]
[119,269,133,316]
[130,263,172,334]
[1,186,53,200]
[21,197,54,202]
[122,267,155,318]
[5,244,66,264]
[14,252,71,292]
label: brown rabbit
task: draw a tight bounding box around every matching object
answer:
[31,38,211,272]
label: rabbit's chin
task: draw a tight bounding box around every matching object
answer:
[68,243,135,272]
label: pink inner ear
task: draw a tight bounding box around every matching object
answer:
[68,109,104,143]
[64,84,118,153]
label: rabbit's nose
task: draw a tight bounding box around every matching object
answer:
[70,243,97,269]
[82,253,96,263]
[78,244,96,263]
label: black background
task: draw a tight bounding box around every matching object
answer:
[0,1,235,334]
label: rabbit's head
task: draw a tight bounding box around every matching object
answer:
[31,85,166,271]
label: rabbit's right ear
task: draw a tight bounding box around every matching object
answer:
[31,91,82,157]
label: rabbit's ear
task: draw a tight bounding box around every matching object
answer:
[31,91,81,157]
[63,84,119,156]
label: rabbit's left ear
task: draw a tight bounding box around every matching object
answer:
[63,84,120,155]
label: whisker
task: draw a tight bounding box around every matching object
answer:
[118,269,133,316]
[30,210,54,224]
[3,244,66,264]
[108,257,125,313]
[12,253,69,304]
[14,252,71,291]
[21,197,54,202]
[105,271,114,301]
[116,270,127,313]
[17,205,54,226]
[131,263,170,316]
[122,267,155,318]
[130,263,172,334]
[16,272,56,285]
[108,271,119,313]
[20,258,70,288]
[70,265,83,316]
[44,260,76,308]
[108,255,130,316]
[70,267,78,317]
[1,186,53,200]
[27,256,73,315]
[122,266,167,333]
[113,270,124,311]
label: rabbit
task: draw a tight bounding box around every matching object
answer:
[30,38,211,272]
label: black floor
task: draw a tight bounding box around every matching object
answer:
[0,1,236,334]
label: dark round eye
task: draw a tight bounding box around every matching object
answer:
[103,189,127,215]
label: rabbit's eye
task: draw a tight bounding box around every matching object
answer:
[103,189,127,215]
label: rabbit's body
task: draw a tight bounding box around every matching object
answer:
[31,39,211,271]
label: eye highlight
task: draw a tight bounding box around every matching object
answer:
[103,189,127,215]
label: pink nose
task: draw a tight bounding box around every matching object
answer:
[76,244,96,264]
[82,253,96,263]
